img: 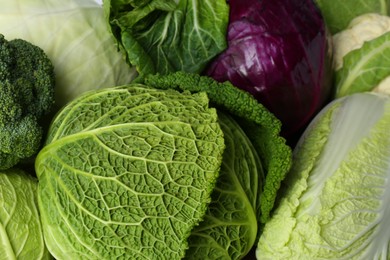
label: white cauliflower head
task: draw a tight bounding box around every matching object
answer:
[332,13,390,70]
[333,13,390,95]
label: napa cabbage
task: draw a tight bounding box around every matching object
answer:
[256,92,390,260]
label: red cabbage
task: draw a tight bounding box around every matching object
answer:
[206,0,333,141]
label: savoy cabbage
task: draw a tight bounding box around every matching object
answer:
[185,111,263,259]
[36,85,225,259]
[35,74,292,259]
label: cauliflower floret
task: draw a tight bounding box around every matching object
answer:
[332,13,390,70]
[373,76,390,94]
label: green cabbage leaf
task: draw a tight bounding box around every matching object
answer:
[256,93,390,259]
[0,169,51,260]
[186,111,264,259]
[335,32,390,98]
[0,0,137,110]
[144,72,293,224]
[102,0,229,77]
[35,73,291,259]
[35,85,225,259]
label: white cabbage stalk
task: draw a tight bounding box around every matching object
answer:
[256,92,390,260]
[0,0,136,110]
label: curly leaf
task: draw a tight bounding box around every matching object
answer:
[186,111,263,259]
[144,72,292,223]
[36,85,225,260]
[103,0,229,76]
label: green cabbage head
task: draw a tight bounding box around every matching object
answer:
[0,0,136,110]
[35,85,226,259]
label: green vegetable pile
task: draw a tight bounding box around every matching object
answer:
[1,0,390,259]
[33,72,290,259]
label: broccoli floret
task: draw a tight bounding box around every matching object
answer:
[0,34,55,170]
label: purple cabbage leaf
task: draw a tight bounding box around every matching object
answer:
[206,0,333,141]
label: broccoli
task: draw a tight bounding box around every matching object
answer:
[0,34,55,170]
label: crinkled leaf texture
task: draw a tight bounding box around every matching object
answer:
[144,72,293,224]
[0,169,51,260]
[257,93,390,260]
[103,0,229,76]
[35,85,225,259]
[186,111,264,259]
[0,0,136,109]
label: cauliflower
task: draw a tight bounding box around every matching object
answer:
[332,13,390,97]
[333,13,390,70]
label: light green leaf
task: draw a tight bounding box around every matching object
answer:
[256,93,390,259]
[335,32,390,98]
[103,0,229,76]
[36,85,225,260]
[0,0,137,110]
[186,111,263,259]
[0,169,51,260]
[144,72,292,223]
